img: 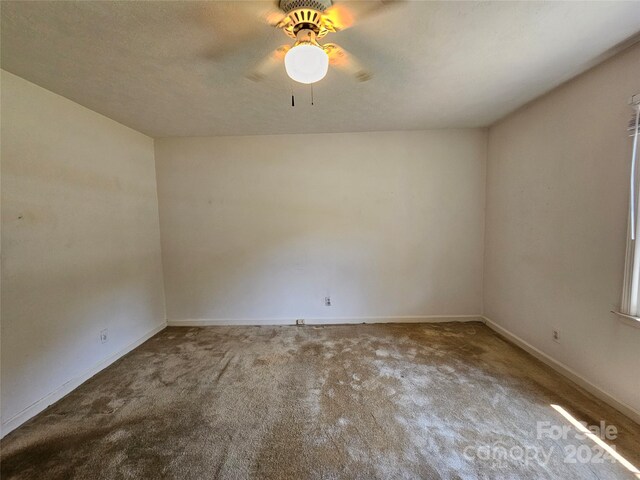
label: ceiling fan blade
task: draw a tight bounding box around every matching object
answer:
[323,0,404,31]
[196,2,282,62]
[262,6,288,28]
[246,44,291,82]
[324,43,372,82]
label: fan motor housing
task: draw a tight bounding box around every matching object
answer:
[279,0,332,14]
[278,0,334,39]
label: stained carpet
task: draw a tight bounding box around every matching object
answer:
[1,322,639,479]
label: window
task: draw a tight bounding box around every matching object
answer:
[619,94,640,319]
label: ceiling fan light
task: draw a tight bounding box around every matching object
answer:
[284,43,329,84]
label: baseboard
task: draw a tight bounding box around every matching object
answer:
[482,316,640,424]
[167,315,483,327]
[0,321,167,439]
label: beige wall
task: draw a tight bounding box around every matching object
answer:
[1,71,166,433]
[484,44,640,416]
[155,130,487,323]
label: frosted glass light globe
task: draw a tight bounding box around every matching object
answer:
[284,43,329,84]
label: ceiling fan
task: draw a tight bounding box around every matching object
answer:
[248,0,402,84]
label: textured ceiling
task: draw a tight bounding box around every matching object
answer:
[2,1,640,137]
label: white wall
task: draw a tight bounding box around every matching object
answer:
[155,130,487,324]
[0,71,166,434]
[484,43,640,417]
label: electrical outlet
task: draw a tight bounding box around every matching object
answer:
[324,296,331,307]
[100,329,108,344]
[296,319,305,326]
[552,328,560,344]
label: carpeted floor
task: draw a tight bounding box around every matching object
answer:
[1,322,639,479]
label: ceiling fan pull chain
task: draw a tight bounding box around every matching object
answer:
[289,80,295,107]
[311,83,314,106]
